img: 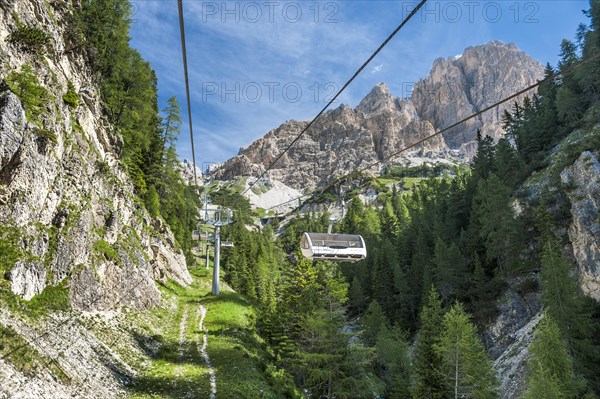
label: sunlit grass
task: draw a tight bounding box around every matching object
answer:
[125,267,289,398]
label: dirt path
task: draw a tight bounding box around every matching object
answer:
[175,305,189,379]
[197,305,216,399]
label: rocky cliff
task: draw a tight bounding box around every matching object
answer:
[561,149,600,300]
[0,0,191,311]
[412,41,544,149]
[217,84,447,189]
[217,41,544,189]
[489,128,600,399]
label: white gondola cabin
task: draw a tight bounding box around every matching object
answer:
[300,232,366,262]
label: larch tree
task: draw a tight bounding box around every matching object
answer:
[435,302,498,399]
[521,314,578,399]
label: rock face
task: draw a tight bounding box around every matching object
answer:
[483,276,542,399]
[412,41,544,148]
[561,150,600,300]
[217,42,544,189]
[218,83,447,189]
[0,0,191,310]
[180,159,203,186]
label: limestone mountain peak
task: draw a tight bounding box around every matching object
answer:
[356,82,398,115]
[217,41,544,190]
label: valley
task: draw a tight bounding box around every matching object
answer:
[1,0,599,398]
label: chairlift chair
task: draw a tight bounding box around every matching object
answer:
[299,194,367,262]
[300,232,366,262]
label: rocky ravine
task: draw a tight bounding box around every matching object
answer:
[217,41,544,190]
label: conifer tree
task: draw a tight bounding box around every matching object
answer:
[435,302,498,399]
[295,308,381,399]
[379,198,399,240]
[470,131,496,182]
[161,96,182,146]
[349,275,367,313]
[493,138,524,189]
[432,238,467,303]
[371,239,397,319]
[472,174,520,271]
[538,211,600,395]
[362,300,387,346]
[412,286,446,399]
[522,314,578,399]
[376,326,412,398]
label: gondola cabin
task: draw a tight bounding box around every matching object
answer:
[300,232,366,262]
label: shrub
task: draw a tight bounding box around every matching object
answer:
[62,81,79,107]
[7,24,50,54]
[5,64,50,123]
[92,239,119,262]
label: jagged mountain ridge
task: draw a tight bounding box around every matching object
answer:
[217,41,544,190]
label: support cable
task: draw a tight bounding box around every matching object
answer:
[241,0,428,195]
[265,52,600,214]
[178,0,198,186]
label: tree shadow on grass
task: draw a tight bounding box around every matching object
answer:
[199,291,253,308]
[127,332,212,398]
[127,374,212,398]
[126,326,282,398]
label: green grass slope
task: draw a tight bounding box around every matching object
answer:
[122,268,292,399]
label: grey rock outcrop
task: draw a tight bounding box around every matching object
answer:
[0,0,191,311]
[9,261,46,301]
[493,311,543,399]
[217,42,544,189]
[482,276,542,399]
[180,159,203,186]
[0,307,133,399]
[561,150,600,300]
[0,92,25,172]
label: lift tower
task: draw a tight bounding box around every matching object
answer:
[201,204,234,295]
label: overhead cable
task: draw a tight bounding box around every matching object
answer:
[241,0,429,195]
[266,52,600,214]
[178,0,198,186]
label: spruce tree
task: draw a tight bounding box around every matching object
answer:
[412,286,446,399]
[362,300,387,346]
[295,308,382,399]
[349,275,367,313]
[432,239,467,303]
[371,239,397,319]
[376,326,412,398]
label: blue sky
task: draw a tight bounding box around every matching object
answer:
[129,0,590,166]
